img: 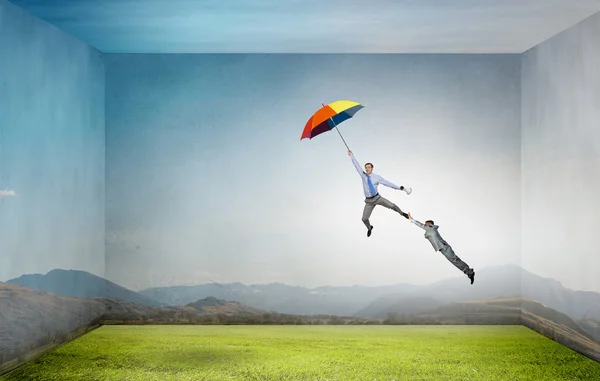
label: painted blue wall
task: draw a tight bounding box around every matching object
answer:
[0,0,105,367]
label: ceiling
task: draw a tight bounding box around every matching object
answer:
[9,0,600,53]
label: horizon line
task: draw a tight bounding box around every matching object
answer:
[4,263,555,291]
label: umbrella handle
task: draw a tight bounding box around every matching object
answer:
[322,103,350,151]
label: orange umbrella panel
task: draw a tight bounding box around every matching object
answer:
[301,100,364,140]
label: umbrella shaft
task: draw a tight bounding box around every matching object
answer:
[333,124,350,151]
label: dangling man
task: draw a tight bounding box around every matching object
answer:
[348,150,412,237]
[408,212,475,284]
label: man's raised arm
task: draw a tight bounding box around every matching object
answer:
[348,150,365,177]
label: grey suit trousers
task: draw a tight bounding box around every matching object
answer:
[440,245,473,275]
[362,194,408,229]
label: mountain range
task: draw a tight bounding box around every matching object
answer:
[355,265,600,321]
[6,265,600,323]
[135,265,600,321]
[138,281,420,316]
[6,269,162,307]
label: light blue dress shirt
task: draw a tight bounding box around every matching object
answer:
[351,155,401,198]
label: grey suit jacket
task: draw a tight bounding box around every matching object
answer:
[411,219,449,251]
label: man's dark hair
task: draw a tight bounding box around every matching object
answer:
[425,220,434,225]
[365,162,374,168]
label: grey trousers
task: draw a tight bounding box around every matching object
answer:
[440,245,473,275]
[362,194,408,229]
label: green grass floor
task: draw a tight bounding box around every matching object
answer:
[3,325,600,380]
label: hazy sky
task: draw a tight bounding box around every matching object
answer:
[0,0,105,282]
[105,54,522,291]
[521,12,600,294]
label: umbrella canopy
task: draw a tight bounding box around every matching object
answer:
[301,100,364,141]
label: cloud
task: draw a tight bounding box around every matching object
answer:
[0,189,16,197]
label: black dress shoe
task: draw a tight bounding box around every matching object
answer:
[367,226,374,237]
[468,271,475,284]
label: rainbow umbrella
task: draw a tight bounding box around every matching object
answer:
[301,100,364,150]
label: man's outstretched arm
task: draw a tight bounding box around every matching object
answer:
[381,175,411,195]
[348,150,365,177]
[378,176,402,190]
[408,212,426,229]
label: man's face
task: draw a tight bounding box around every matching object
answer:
[364,164,373,174]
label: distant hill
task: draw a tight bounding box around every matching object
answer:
[416,297,593,339]
[414,297,521,324]
[98,297,371,326]
[6,269,162,307]
[186,297,266,315]
[98,296,267,321]
[0,283,105,370]
[355,265,600,321]
[577,319,600,343]
[521,272,600,320]
[100,297,181,318]
[139,282,419,316]
[354,295,440,319]
[519,299,592,339]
